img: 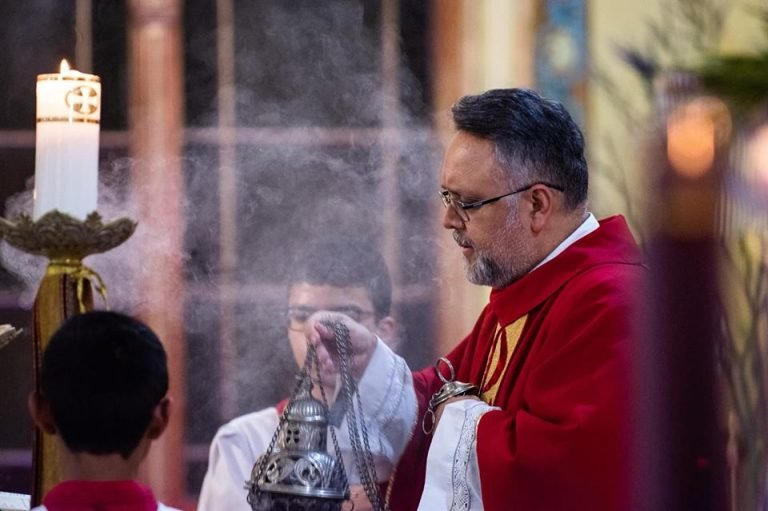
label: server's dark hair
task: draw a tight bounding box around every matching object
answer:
[41,311,168,459]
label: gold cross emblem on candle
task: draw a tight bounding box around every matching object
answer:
[65,85,100,115]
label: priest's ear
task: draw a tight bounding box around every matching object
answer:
[28,391,57,435]
[528,184,557,233]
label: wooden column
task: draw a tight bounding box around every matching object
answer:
[379,0,402,301]
[431,0,536,354]
[128,0,185,504]
[432,0,479,356]
[216,0,238,423]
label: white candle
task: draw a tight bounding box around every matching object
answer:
[34,59,101,220]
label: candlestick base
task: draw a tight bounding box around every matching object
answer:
[0,210,136,261]
[0,209,136,505]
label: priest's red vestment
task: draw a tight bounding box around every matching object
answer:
[389,215,646,510]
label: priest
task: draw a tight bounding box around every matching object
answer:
[308,88,647,510]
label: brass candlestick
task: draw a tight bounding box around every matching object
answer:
[0,209,136,505]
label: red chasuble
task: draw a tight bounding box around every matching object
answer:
[389,215,646,511]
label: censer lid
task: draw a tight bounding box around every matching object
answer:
[284,377,328,424]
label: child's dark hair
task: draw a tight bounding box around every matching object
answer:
[290,236,392,320]
[40,311,169,459]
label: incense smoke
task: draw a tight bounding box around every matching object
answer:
[0,0,444,490]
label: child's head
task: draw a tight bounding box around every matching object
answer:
[288,236,393,322]
[285,237,398,375]
[31,311,169,460]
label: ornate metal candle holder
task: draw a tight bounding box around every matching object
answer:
[0,209,136,505]
[0,210,135,265]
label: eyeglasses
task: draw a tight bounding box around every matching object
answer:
[439,182,564,222]
[286,305,375,332]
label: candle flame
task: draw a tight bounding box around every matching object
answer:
[667,109,715,178]
[60,59,70,73]
[666,97,731,178]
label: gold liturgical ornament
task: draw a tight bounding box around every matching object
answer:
[0,211,136,311]
[0,211,135,262]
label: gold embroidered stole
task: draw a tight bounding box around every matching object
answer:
[480,315,527,404]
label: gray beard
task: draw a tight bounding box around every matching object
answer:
[457,202,531,288]
[465,253,517,288]
[462,225,530,289]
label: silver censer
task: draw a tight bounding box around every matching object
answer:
[247,376,348,511]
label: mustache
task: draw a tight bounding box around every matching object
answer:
[453,230,472,248]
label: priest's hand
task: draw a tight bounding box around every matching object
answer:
[306,311,378,380]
